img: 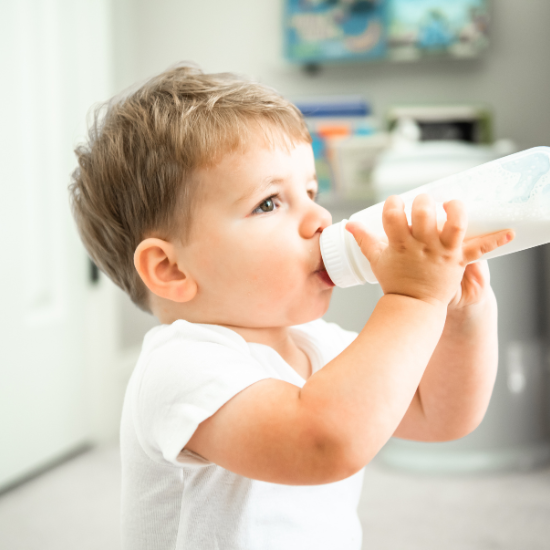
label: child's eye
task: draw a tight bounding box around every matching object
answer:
[252,194,279,215]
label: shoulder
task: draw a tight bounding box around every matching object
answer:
[136,320,264,388]
[142,320,250,357]
[127,320,273,464]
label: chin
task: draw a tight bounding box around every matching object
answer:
[290,293,333,326]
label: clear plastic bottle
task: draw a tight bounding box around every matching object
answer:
[320,146,550,287]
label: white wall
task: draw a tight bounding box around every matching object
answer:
[0,0,117,481]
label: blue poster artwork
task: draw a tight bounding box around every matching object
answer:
[388,0,489,60]
[285,0,388,63]
[284,0,489,64]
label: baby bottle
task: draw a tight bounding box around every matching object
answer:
[320,146,550,287]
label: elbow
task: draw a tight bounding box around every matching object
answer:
[427,413,487,442]
[306,428,371,484]
[298,392,377,483]
[315,430,379,482]
[298,394,367,484]
[449,406,492,440]
[449,415,485,441]
[321,444,369,483]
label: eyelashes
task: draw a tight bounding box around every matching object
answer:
[252,194,280,215]
[251,190,318,215]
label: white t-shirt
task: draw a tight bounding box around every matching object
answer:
[120,318,364,550]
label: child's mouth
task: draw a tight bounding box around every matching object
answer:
[316,266,335,287]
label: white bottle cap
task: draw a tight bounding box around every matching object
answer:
[320,221,365,288]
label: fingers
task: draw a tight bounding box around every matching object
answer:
[382,195,410,246]
[410,194,438,245]
[462,260,490,286]
[440,200,467,249]
[475,259,491,282]
[345,221,384,264]
[463,229,514,264]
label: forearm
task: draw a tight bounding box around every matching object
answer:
[299,293,447,468]
[402,288,499,441]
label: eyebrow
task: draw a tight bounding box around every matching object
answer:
[234,177,284,205]
[235,174,318,205]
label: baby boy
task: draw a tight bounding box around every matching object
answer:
[69,65,513,550]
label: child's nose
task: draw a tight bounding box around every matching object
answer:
[299,201,332,239]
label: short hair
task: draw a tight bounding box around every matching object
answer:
[69,64,311,313]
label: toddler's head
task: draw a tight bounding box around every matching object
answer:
[70,64,333,327]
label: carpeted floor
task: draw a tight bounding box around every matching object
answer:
[0,444,549,549]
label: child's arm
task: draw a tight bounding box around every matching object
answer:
[185,291,448,486]
[393,260,499,441]
[185,195,512,485]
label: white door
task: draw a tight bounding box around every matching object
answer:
[0,0,112,491]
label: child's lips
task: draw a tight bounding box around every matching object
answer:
[315,266,335,287]
[313,256,335,287]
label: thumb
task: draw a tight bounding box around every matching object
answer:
[345,221,383,264]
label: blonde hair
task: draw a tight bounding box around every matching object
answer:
[69,64,311,312]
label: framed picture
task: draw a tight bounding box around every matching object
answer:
[284,0,489,64]
[284,0,388,63]
[388,0,489,60]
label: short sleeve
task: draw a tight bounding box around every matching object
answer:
[292,318,358,365]
[133,339,271,467]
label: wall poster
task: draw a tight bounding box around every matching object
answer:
[284,0,489,64]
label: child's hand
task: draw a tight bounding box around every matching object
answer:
[346,194,514,307]
[447,259,491,310]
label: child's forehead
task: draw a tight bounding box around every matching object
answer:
[196,139,315,201]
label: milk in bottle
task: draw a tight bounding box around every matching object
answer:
[320,146,550,287]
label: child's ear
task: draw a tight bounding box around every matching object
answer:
[134,238,197,303]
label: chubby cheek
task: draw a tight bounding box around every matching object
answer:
[198,230,328,323]
[245,251,295,298]
[229,240,299,302]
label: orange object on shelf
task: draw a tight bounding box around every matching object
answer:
[317,125,352,138]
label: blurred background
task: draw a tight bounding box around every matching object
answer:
[1,1,550,548]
